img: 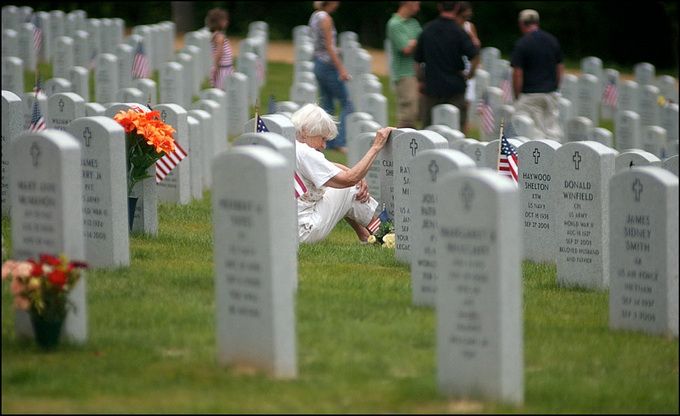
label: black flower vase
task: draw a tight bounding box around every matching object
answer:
[128,196,139,230]
[30,313,64,350]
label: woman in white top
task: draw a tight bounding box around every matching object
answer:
[292,104,393,243]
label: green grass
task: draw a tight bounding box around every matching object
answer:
[3,59,677,414]
[2,194,678,413]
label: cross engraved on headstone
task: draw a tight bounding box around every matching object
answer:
[30,142,41,167]
[428,160,439,182]
[474,148,482,161]
[58,98,65,112]
[533,148,541,164]
[629,160,635,169]
[83,127,92,147]
[573,151,582,170]
[161,110,167,122]
[410,138,418,156]
[632,178,643,202]
[461,182,474,211]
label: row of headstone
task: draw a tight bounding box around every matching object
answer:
[362,123,678,339]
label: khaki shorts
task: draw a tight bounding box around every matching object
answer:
[395,76,419,128]
[514,92,563,141]
[421,93,467,129]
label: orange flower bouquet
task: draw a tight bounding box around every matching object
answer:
[113,108,176,195]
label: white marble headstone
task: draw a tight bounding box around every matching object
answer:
[435,168,523,405]
[409,149,474,306]
[609,166,678,337]
[10,129,87,343]
[67,116,129,268]
[393,130,448,263]
[555,141,616,289]
[518,139,562,263]
[213,146,297,378]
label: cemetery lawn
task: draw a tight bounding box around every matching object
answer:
[2,191,678,414]
[3,61,677,413]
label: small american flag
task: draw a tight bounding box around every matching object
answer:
[29,76,46,131]
[257,114,308,199]
[31,16,42,56]
[477,92,495,136]
[500,77,513,103]
[602,76,618,108]
[155,142,188,183]
[367,207,390,235]
[132,41,150,79]
[498,130,519,185]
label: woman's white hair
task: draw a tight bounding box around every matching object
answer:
[290,103,339,141]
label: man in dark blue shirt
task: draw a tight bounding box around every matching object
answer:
[510,9,564,141]
[414,1,479,132]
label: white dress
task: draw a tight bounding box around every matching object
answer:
[296,142,379,243]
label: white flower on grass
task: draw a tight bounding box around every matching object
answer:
[382,233,395,249]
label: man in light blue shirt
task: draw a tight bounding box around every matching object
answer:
[387,1,422,128]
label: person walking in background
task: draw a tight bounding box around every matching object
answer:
[309,1,353,154]
[386,1,422,129]
[414,1,479,133]
[510,9,564,141]
[206,8,234,90]
[292,103,394,243]
[454,1,481,134]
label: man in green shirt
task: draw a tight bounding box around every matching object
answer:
[386,1,422,128]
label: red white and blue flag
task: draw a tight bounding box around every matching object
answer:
[367,206,390,234]
[29,76,46,132]
[31,16,42,57]
[477,91,495,136]
[498,131,519,185]
[500,77,513,103]
[132,41,150,79]
[256,114,308,199]
[602,75,618,108]
[156,142,188,183]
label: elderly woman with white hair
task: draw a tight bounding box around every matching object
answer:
[291,103,393,243]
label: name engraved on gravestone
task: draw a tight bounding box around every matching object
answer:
[518,139,561,263]
[410,149,474,306]
[10,130,87,343]
[67,116,130,268]
[213,146,297,378]
[393,130,448,263]
[435,169,523,405]
[47,93,85,131]
[555,141,616,289]
[609,167,678,337]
